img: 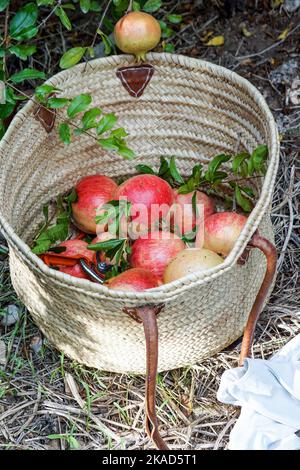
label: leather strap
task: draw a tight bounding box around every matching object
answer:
[239,232,277,366]
[116,64,155,98]
[123,304,168,450]
[123,233,277,449]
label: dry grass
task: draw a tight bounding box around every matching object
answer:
[0,1,300,451]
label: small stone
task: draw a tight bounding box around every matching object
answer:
[287,78,300,105]
[269,59,299,87]
[1,304,21,327]
[284,0,300,13]
[30,336,43,354]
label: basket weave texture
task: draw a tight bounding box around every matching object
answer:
[0,53,279,373]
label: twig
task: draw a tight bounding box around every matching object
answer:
[90,0,113,50]
[236,22,300,60]
[38,0,62,29]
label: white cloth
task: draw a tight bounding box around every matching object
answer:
[217,334,300,450]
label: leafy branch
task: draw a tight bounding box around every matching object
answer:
[31,189,77,254]
[136,145,269,212]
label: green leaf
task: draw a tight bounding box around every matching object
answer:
[143,0,162,13]
[55,6,72,30]
[132,1,141,11]
[235,185,252,212]
[159,20,167,30]
[167,14,182,24]
[117,145,135,160]
[192,164,203,182]
[68,436,80,450]
[240,186,255,198]
[251,144,268,173]
[247,158,254,176]
[37,0,54,5]
[192,191,198,217]
[35,84,60,101]
[82,107,102,129]
[97,30,112,55]
[66,187,78,204]
[163,43,175,53]
[205,154,231,182]
[210,170,228,184]
[47,97,70,109]
[9,3,38,40]
[0,0,10,12]
[111,127,128,139]
[0,102,16,120]
[67,93,92,118]
[161,26,174,39]
[59,47,86,69]
[158,157,169,176]
[169,156,184,183]
[9,44,37,60]
[32,240,52,254]
[9,68,46,84]
[97,114,117,134]
[90,1,102,12]
[135,164,155,174]
[98,136,119,151]
[232,152,250,174]
[13,25,38,41]
[59,123,71,144]
[112,0,128,12]
[88,238,126,252]
[80,0,91,13]
[48,246,67,254]
[87,46,95,58]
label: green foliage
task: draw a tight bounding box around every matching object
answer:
[95,199,131,236]
[0,1,181,157]
[143,0,162,12]
[9,68,46,83]
[9,3,38,41]
[136,145,268,213]
[32,191,77,254]
[59,47,87,69]
[34,87,135,158]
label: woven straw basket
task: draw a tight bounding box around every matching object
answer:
[0,53,279,377]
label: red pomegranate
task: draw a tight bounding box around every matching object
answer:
[55,239,95,280]
[172,189,215,236]
[130,230,186,280]
[114,12,161,62]
[114,174,174,232]
[204,212,247,256]
[106,268,160,292]
[72,175,117,234]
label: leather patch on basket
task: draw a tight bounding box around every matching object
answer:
[123,304,164,323]
[237,246,251,265]
[34,104,56,133]
[116,64,155,98]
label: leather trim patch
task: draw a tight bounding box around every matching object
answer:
[34,104,56,133]
[123,304,164,323]
[116,64,155,98]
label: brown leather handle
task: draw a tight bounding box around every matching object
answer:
[123,304,169,450]
[239,232,277,366]
[123,233,276,449]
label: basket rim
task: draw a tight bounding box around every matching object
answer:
[0,52,280,302]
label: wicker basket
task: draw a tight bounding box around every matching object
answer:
[0,53,279,448]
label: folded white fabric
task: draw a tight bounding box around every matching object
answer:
[217,334,300,450]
